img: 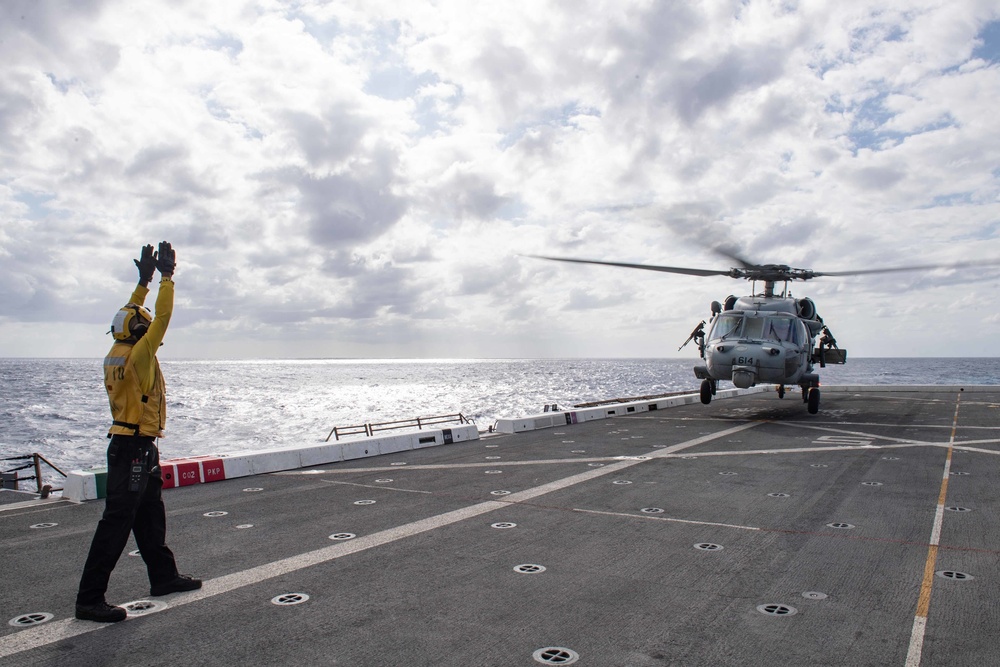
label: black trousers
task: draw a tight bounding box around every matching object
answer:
[77,435,179,605]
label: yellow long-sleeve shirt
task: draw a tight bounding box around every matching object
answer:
[105,277,173,437]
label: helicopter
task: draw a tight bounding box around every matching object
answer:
[529,250,1000,414]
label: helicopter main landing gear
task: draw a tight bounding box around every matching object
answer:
[700,379,716,405]
[777,385,785,399]
[807,387,820,414]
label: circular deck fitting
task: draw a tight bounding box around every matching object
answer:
[243,487,264,492]
[390,462,407,466]
[203,511,228,517]
[271,593,309,606]
[236,524,254,529]
[486,456,501,460]
[614,455,649,461]
[767,493,790,498]
[802,591,828,600]
[486,444,500,448]
[123,600,168,617]
[882,457,900,461]
[353,500,376,505]
[756,603,797,616]
[640,508,664,514]
[485,470,503,474]
[936,571,974,581]
[29,523,57,529]
[491,522,517,529]
[861,482,883,487]
[301,470,327,475]
[950,471,970,476]
[945,506,973,512]
[694,543,724,551]
[329,533,356,541]
[681,456,698,459]
[513,564,546,574]
[612,480,632,485]
[719,472,738,476]
[128,549,141,557]
[533,647,580,665]
[8,612,53,628]
[571,450,586,454]
[826,522,855,529]
[810,464,828,468]
[374,479,393,483]
[561,440,575,444]
[588,463,604,467]
[490,490,511,496]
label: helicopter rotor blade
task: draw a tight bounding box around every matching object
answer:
[525,255,733,278]
[708,244,758,270]
[813,258,1000,278]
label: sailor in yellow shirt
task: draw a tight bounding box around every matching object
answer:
[76,242,202,623]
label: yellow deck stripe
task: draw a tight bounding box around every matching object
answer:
[904,394,961,666]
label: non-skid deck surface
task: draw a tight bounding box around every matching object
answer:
[2,387,996,666]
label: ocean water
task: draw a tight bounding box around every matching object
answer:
[1,357,998,482]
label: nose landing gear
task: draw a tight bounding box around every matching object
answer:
[700,378,717,405]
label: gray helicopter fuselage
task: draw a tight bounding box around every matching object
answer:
[696,296,820,388]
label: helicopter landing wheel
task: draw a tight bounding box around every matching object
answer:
[802,387,809,403]
[807,387,820,414]
[700,379,713,405]
[777,385,785,399]
[711,379,717,395]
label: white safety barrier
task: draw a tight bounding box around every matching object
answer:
[821,385,997,393]
[494,387,770,434]
[64,425,480,502]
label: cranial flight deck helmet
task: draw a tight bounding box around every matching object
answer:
[110,304,153,341]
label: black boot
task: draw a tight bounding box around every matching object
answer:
[150,574,202,596]
[75,601,127,623]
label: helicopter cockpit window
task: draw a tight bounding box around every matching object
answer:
[709,314,742,341]
[767,317,796,343]
[743,316,765,339]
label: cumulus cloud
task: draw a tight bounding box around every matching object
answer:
[0,0,998,358]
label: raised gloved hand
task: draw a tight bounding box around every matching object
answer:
[156,241,175,276]
[134,244,156,286]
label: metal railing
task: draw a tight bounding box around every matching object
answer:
[1,453,67,497]
[326,413,473,441]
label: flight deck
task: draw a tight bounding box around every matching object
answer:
[1,386,997,666]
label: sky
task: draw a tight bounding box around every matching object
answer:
[1,0,999,359]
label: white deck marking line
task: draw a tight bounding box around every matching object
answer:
[276,458,613,474]
[661,443,941,458]
[950,444,1000,454]
[319,480,434,494]
[904,393,961,667]
[770,421,932,445]
[945,438,1000,447]
[0,421,761,660]
[574,508,761,532]
[0,498,72,514]
[659,414,989,431]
